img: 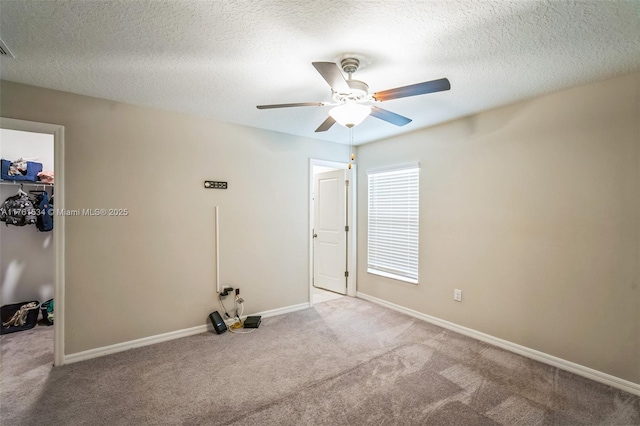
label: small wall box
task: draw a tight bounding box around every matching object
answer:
[204,181,227,189]
[1,159,43,182]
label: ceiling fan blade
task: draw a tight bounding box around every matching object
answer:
[372,78,451,101]
[257,102,324,109]
[312,62,350,93]
[315,116,336,132]
[370,106,412,126]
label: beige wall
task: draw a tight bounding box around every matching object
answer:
[1,80,348,354]
[356,71,640,384]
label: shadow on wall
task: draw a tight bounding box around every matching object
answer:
[1,259,26,304]
[0,258,54,305]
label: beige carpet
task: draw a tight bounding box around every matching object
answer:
[312,286,344,304]
[1,297,639,425]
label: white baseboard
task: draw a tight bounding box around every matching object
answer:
[64,324,209,365]
[64,302,311,365]
[256,302,310,318]
[356,292,640,397]
[224,302,310,325]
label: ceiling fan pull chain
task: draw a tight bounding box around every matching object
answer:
[348,127,355,169]
[351,128,355,160]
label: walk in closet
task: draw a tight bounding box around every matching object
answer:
[0,128,55,334]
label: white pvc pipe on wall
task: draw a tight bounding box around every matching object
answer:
[215,206,220,293]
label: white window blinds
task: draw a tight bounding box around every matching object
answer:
[367,165,419,284]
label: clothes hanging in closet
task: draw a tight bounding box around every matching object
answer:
[31,190,53,232]
[0,188,37,226]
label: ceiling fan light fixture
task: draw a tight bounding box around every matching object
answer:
[329,103,371,128]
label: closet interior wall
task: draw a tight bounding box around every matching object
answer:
[0,129,54,305]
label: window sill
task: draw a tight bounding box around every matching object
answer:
[367,268,418,285]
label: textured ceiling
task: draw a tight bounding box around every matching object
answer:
[1,0,639,145]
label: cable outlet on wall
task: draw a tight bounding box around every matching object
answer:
[454,289,462,302]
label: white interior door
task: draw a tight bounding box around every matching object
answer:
[313,170,347,294]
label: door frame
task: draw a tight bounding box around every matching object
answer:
[309,158,357,306]
[0,117,65,367]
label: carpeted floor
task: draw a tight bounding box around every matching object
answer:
[312,286,344,304]
[1,297,639,425]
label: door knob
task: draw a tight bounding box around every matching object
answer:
[313,233,318,238]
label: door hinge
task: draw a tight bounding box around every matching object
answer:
[345,180,349,187]
[345,225,349,232]
[345,271,349,278]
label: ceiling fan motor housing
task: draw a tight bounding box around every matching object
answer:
[333,58,372,103]
[333,79,370,103]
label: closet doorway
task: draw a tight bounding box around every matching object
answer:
[308,159,357,307]
[0,118,65,366]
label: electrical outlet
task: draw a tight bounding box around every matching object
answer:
[454,289,462,302]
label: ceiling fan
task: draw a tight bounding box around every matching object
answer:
[256,58,451,132]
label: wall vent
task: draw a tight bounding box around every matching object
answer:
[0,38,15,58]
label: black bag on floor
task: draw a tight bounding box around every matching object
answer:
[1,301,40,334]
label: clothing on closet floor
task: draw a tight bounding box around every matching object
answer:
[42,299,54,325]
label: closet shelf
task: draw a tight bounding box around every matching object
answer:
[0,179,53,187]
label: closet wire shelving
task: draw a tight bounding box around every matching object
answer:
[0,179,53,188]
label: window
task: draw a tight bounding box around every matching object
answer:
[367,164,419,284]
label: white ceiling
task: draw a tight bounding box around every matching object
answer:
[1,1,639,145]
